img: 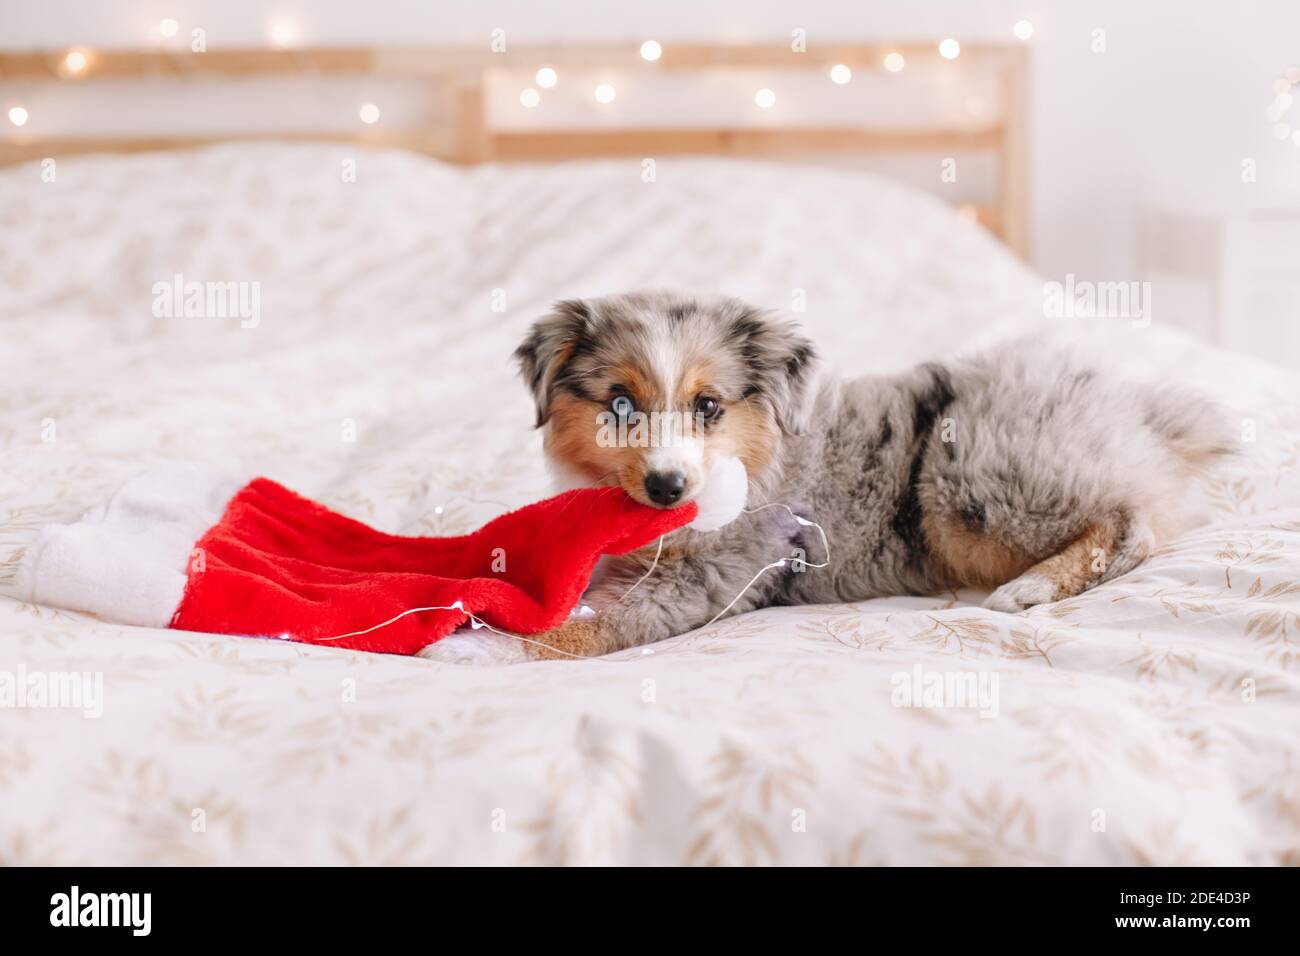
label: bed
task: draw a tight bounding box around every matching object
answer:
[2,144,1298,865]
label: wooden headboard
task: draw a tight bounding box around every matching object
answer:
[0,42,1029,255]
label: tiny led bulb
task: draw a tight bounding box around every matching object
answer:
[159,18,179,38]
[883,52,905,73]
[754,87,776,108]
[358,103,380,124]
[939,38,961,60]
[594,83,616,103]
[1013,20,1034,41]
[269,20,298,48]
[8,106,28,127]
[535,67,557,89]
[65,50,87,73]
[520,88,540,108]
[829,64,852,85]
[640,40,662,61]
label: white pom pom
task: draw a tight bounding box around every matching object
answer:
[688,456,748,532]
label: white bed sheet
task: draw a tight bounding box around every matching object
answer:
[1,145,1298,865]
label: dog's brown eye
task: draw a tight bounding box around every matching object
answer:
[611,394,635,418]
[695,396,721,420]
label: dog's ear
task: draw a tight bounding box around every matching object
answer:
[514,299,591,428]
[732,309,819,436]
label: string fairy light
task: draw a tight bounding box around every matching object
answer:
[829,64,852,85]
[268,19,299,48]
[535,67,557,89]
[520,87,541,108]
[594,83,616,104]
[1267,69,1299,148]
[311,502,831,660]
[754,87,776,109]
[640,40,662,62]
[7,106,28,127]
[938,38,961,60]
[883,51,905,73]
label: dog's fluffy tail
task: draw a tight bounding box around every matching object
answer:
[1142,384,1239,471]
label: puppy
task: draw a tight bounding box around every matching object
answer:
[436,292,1233,662]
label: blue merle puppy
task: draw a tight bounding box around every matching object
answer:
[424,291,1231,663]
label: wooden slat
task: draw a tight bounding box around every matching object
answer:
[0,131,457,165]
[0,43,1021,79]
[997,45,1030,259]
[491,127,1002,161]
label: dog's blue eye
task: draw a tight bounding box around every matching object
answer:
[695,396,721,420]
[611,395,634,418]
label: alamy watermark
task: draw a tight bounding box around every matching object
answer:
[151,273,260,328]
[890,663,999,718]
[596,410,711,448]
[0,664,103,718]
[1043,274,1151,328]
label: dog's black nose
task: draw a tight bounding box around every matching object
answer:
[644,470,687,506]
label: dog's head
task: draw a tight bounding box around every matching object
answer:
[514,292,817,508]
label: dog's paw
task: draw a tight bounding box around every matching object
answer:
[416,630,531,666]
[982,573,1057,613]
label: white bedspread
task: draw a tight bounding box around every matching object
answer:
[2,145,1298,865]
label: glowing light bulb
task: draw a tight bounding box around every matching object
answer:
[64,50,87,73]
[520,88,540,108]
[8,106,28,127]
[1013,20,1034,41]
[883,52,905,73]
[359,103,380,124]
[535,67,557,89]
[939,38,961,60]
[754,87,776,109]
[640,40,662,61]
[269,20,297,48]
[829,64,852,85]
[158,18,179,39]
[594,83,616,104]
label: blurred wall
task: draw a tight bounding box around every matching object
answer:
[3,0,1299,287]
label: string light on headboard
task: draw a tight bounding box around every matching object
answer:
[158,19,179,39]
[535,67,558,89]
[829,64,852,85]
[1268,70,1298,144]
[269,20,299,49]
[7,106,28,128]
[640,40,663,62]
[594,83,616,104]
[63,50,88,75]
[358,103,380,124]
[939,38,961,60]
[754,88,776,109]
[883,51,905,73]
[519,87,540,108]
[1013,20,1035,41]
